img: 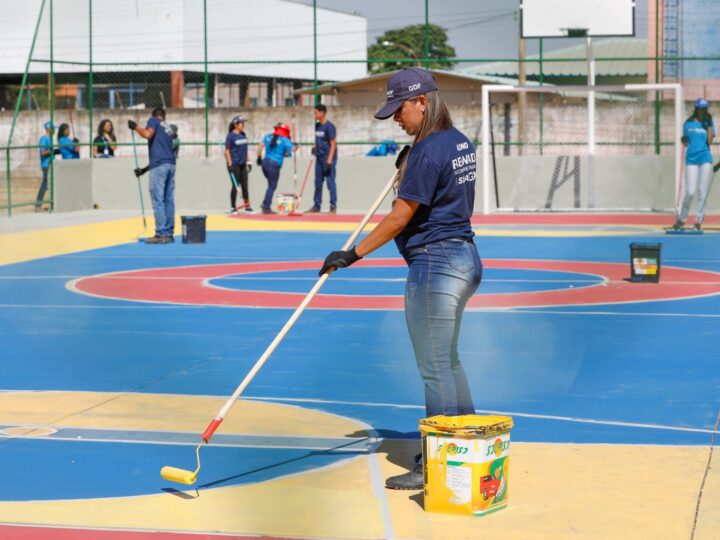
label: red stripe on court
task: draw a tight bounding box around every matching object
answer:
[70,259,720,310]
[0,524,292,540]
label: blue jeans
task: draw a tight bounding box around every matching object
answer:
[261,158,281,209]
[403,238,482,417]
[313,158,337,209]
[35,167,49,208]
[149,163,176,237]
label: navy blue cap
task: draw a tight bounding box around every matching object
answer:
[374,67,438,120]
[44,120,56,130]
[232,115,246,124]
[695,98,709,109]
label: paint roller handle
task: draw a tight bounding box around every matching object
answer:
[201,417,223,443]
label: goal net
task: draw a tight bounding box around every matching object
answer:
[480,84,684,213]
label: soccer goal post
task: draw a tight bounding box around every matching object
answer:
[481,83,684,214]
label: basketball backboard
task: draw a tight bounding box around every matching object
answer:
[521,0,635,38]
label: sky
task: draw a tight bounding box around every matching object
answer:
[293,0,649,60]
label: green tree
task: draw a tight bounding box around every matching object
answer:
[367,24,456,74]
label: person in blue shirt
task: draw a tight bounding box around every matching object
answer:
[673,98,715,231]
[128,107,177,244]
[225,116,253,214]
[57,124,80,159]
[319,68,482,491]
[256,123,297,214]
[306,104,338,213]
[35,120,56,211]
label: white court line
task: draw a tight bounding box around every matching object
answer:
[247,396,720,436]
[2,304,720,318]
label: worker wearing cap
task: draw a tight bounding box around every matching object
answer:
[35,120,57,211]
[307,104,338,213]
[319,67,482,490]
[673,98,715,231]
[256,123,298,214]
[225,116,253,213]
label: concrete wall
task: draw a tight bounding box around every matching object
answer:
[53,152,705,215]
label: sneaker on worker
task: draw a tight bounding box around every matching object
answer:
[261,207,276,215]
[385,461,423,490]
[329,206,337,214]
[230,209,239,215]
[671,219,684,231]
[245,206,254,213]
[305,206,321,213]
[694,223,702,231]
[144,235,168,244]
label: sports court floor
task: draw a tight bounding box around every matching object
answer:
[1,210,719,540]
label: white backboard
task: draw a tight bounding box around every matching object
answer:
[521,0,635,38]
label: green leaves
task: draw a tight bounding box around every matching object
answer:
[367,24,456,74]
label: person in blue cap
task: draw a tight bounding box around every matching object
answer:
[225,116,253,214]
[673,98,715,231]
[256,123,298,214]
[306,104,338,213]
[319,67,482,490]
[35,120,57,211]
[128,107,177,244]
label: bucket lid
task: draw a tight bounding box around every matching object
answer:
[419,414,513,436]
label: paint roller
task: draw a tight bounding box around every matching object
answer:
[160,169,398,485]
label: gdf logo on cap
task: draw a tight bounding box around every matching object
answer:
[374,67,438,120]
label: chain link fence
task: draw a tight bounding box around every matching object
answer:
[2,0,719,214]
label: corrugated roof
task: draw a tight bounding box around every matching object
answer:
[459,38,647,79]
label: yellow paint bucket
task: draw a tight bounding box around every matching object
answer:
[419,414,513,517]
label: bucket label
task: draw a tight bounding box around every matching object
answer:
[633,257,658,275]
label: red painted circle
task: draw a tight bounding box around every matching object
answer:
[69,259,720,310]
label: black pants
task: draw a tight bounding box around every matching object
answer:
[229,164,249,208]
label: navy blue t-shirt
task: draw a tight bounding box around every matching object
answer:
[394,127,476,253]
[147,116,176,168]
[315,121,337,161]
[225,131,248,165]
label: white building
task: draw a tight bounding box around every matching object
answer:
[0,0,368,108]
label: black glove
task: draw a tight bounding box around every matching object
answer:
[311,146,316,156]
[681,136,689,144]
[134,168,142,178]
[256,156,263,166]
[319,246,361,276]
[324,162,332,176]
[246,163,252,173]
[53,148,61,155]
[227,164,233,173]
[72,137,79,143]
[395,144,411,169]
[714,161,720,173]
[128,120,137,130]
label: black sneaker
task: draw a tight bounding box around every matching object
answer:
[144,235,165,244]
[245,206,254,213]
[262,207,276,215]
[329,207,337,214]
[305,206,321,213]
[694,223,702,231]
[671,220,684,231]
[385,461,424,490]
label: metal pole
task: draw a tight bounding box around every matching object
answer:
[89,0,93,158]
[674,84,683,211]
[539,37,544,155]
[482,86,491,214]
[203,0,209,157]
[586,35,595,209]
[313,0,318,104]
[424,0,430,68]
[5,0,48,216]
[654,0,661,155]
[49,0,55,211]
